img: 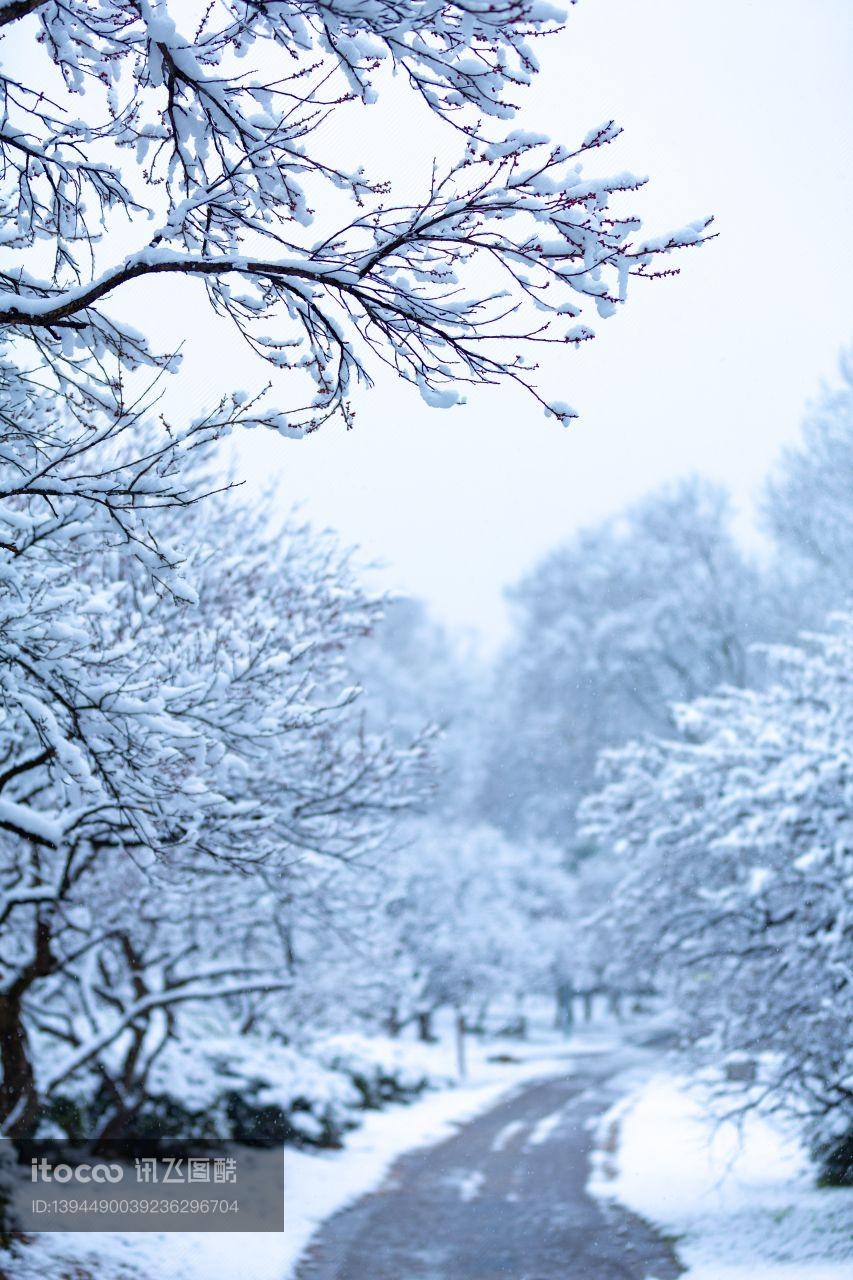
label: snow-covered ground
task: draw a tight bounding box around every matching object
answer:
[589,1070,853,1280]
[8,1025,615,1280]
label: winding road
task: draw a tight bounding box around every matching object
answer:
[295,1051,683,1280]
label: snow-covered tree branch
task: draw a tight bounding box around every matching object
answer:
[0,0,709,430]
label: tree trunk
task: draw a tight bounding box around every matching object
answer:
[93,1086,138,1147]
[469,999,489,1036]
[0,917,56,1138]
[454,1011,467,1080]
[0,993,39,1137]
[554,982,574,1036]
[416,1010,435,1043]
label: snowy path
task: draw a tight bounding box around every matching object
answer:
[295,1052,683,1280]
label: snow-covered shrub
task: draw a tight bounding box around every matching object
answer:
[143,1040,362,1149]
[814,1125,853,1189]
[126,1035,451,1146]
[33,1038,365,1149]
[312,1035,451,1109]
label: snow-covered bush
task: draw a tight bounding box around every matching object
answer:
[50,1034,455,1149]
[35,1028,461,1152]
[313,1034,452,1108]
[144,1039,362,1148]
[40,1038,363,1148]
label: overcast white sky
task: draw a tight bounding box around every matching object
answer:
[195,0,853,647]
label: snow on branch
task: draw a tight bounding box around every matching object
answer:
[0,0,708,428]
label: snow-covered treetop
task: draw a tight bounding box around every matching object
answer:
[0,0,709,431]
[764,349,853,591]
[3,0,568,124]
[477,477,793,846]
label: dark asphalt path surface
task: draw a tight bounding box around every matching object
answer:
[294,1052,683,1280]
